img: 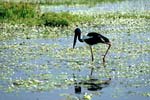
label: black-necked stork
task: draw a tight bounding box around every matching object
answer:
[73,28,111,63]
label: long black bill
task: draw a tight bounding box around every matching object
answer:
[73,33,78,49]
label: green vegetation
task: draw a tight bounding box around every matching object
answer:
[0,2,92,26]
[0,2,37,19]
[0,10,149,40]
[0,1,149,52]
[41,12,92,27]
[0,2,149,27]
[41,12,70,26]
[0,2,39,25]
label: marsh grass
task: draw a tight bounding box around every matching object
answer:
[0,2,41,25]
[0,2,37,19]
[40,12,92,27]
[0,2,93,26]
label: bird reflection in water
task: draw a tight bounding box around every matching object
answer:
[73,67,111,93]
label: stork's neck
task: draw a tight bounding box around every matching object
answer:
[78,33,83,42]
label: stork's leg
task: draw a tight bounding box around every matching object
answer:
[103,43,111,64]
[89,46,94,61]
[90,67,94,76]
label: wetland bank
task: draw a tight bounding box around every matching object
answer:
[0,0,150,100]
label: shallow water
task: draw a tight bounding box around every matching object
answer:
[41,0,150,14]
[0,0,150,100]
[0,30,150,100]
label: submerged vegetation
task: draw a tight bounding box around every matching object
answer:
[0,30,150,99]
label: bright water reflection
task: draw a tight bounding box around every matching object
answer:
[41,0,150,14]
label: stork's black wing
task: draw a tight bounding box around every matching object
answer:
[85,32,110,45]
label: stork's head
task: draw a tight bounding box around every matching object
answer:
[73,28,81,48]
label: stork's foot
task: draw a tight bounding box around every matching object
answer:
[92,57,94,62]
[103,62,106,67]
[102,57,105,63]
